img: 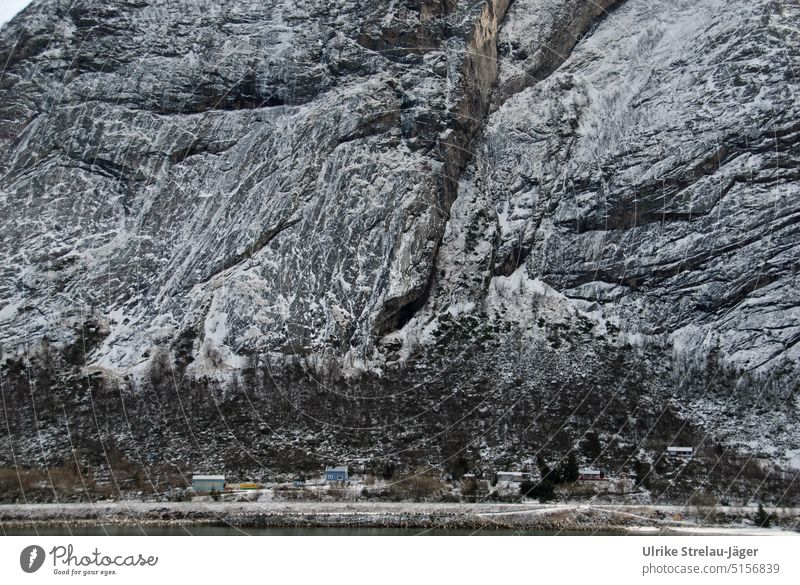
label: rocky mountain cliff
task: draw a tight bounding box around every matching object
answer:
[0,0,798,501]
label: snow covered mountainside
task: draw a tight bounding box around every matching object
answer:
[0,0,798,498]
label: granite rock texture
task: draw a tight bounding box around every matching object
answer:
[0,0,798,476]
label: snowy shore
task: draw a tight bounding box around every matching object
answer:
[1,502,796,534]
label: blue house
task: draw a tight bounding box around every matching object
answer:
[192,474,225,492]
[325,465,348,482]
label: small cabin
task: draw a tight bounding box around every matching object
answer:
[578,468,605,481]
[496,471,532,483]
[325,465,348,482]
[667,446,693,458]
[192,474,225,492]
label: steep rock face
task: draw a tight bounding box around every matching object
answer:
[427,0,800,384]
[394,0,799,455]
[0,0,799,486]
[0,0,512,372]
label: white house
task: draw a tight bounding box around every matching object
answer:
[191,474,225,492]
[496,471,532,483]
[667,446,693,458]
[578,468,605,481]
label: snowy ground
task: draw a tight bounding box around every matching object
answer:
[1,502,797,533]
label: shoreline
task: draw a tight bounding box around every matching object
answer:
[1,502,796,534]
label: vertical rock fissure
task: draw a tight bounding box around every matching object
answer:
[377,0,514,335]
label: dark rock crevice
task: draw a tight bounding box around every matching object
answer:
[216,217,303,280]
[372,0,516,338]
[493,0,621,108]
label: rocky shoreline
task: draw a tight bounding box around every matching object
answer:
[2,502,795,534]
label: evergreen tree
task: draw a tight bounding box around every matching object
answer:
[754,503,772,528]
[561,452,579,483]
[634,460,651,489]
[537,454,555,483]
[519,479,555,502]
[581,432,602,460]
